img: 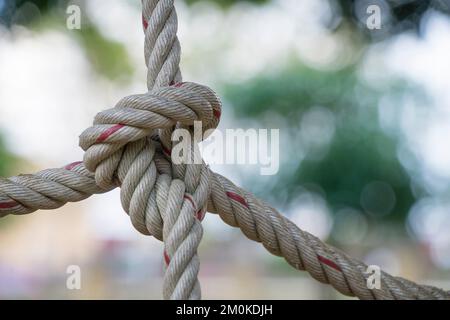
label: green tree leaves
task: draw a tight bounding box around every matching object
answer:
[224,63,420,221]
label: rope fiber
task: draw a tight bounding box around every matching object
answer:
[0,0,449,300]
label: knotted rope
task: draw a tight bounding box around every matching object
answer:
[0,0,449,300]
[80,81,220,299]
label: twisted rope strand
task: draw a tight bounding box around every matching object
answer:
[143,0,181,90]
[0,163,108,217]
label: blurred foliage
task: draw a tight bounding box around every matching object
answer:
[1,0,449,78]
[185,0,450,42]
[334,0,450,40]
[184,0,450,40]
[3,0,450,41]
[0,0,63,26]
[0,0,133,81]
[74,23,133,81]
[224,63,424,221]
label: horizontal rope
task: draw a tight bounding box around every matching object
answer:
[1,151,448,299]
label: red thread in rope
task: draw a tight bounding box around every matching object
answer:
[0,200,19,209]
[164,251,171,265]
[184,194,206,221]
[142,15,148,30]
[184,194,197,211]
[64,161,83,171]
[196,208,206,221]
[96,124,125,143]
[213,109,221,119]
[162,144,172,157]
[318,255,341,272]
[226,191,249,209]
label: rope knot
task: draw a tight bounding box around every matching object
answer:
[79,82,221,189]
[78,81,221,299]
[77,0,222,299]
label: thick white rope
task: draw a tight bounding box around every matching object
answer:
[0,0,449,300]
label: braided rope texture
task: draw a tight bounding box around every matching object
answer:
[0,0,449,300]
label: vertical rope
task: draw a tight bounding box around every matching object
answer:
[142,0,182,89]
[142,0,205,299]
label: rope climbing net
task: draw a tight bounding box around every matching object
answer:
[0,0,449,300]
